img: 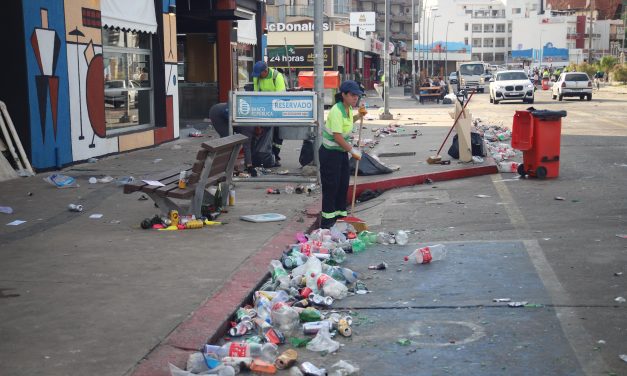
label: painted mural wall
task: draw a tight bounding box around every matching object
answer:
[21,0,178,170]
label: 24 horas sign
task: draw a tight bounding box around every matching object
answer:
[267,46,334,69]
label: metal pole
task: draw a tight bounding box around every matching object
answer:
[445,22,451,80]
[381,0,393,119]
[313,0,323,174]
[411,0,416,98]
[284,37,292,88]
[588,0,594,63]
[431,16,436,76]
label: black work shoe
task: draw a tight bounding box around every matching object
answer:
[246,166,258,177]
[272,161,282,168]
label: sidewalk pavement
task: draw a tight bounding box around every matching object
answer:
[1,86,500,376]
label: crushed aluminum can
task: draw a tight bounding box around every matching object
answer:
[68,204,83,212]
[508,301,528,307]
[303,321,333,335]
[300,362,326,376]
[337,318,352,337]
[493,298,511,303]
[229,320,254,337]
[368,262,388,270]
[275,349,298,370]
[235,307,256,322]
[308,293,333,306]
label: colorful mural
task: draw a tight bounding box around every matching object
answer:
[512,42,569,62]
[64,0,118,160]
[23,1,72,168]
[20,0,179,170]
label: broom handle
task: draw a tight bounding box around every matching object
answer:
[435,90,475,156]
[350,111,365,214]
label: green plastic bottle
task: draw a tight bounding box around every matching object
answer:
[299,307,322,322]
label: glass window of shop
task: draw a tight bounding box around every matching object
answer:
[102,27,153,133]
[236,44,254,90]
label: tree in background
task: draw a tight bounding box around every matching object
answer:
[599,56,618,76]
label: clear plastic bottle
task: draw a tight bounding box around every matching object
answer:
[498,161,519,173]
[269,260,290,290]
[316,273,348,299]
[205,342,278,362]
[404,244,447,264]
[330,247,346,263]
[395,230,409,245]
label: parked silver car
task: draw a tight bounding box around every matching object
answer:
[551,72,592,101]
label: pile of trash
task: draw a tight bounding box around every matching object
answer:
[474,120,522,172]
[171,224,415,375]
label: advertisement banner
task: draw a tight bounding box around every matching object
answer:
[232,92,317,123]
[267,46,334,68]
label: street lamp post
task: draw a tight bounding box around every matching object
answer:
[445,21,454,80]
[411,0,416,99]
[431,14,441,76]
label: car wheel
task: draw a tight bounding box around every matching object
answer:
[579,95,584,100]
[558,93,563,101]
[526,98,534,104]
[587,94,592,101]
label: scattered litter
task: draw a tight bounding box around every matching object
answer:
[153,158,162,163]
[329,360,359,376]
[614,272,623,277]
[171,144,182,150]
[6,220,26,226]
[493,298,511,303]
[554,196,565,201]
[138,195,148,201]
[368,262,388,270]
[475,194,491,198]
[620,354,627,363]
[614,297,626,303]
[0,206,13,214]
[597,340,606,345]
[472,156,484,163]
[89,214,103,219]
[241,213,287,223]
[43,174,79,188]
[68,204,83,212]
[188,130,202,137]
[616,234,627,239]
[89,177,98,184]
[87,157,98,163]
[397,338,412,346]
[507,301,528,307]
[115,176,134,186]
[142,180,165,187]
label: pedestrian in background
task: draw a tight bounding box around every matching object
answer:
[319,80,367,229]
[252,61,286,167]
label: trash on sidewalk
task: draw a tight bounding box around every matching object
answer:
[6,220,26,226]
[493,298,511,303]
[89,214,103,219]
[241,213,287,223]
[43,174,79,188]
[614,297,626,303]
[0,206,13,214]
[329,360,359,376]
[404,244,447,264]
[507,301,528,307]
[68,204,83,212]
[368,262,388,270]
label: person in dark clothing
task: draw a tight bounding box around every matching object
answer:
[209,103,256,177]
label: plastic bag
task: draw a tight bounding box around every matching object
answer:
[291,256,322,280]
[306,325,340,353]
[186,352,209,374]
[169,363,235,376]
[329,360,360,376]
[43,174,79,188]
[271,303,300,334]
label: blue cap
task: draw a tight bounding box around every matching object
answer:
[339,80,364,95]
[252,61,268,77]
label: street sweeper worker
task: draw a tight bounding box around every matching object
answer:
[319,80,367,229]
[252,61,286,167]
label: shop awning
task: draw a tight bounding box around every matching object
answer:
[237,13,257,45]
[101,0,157,34]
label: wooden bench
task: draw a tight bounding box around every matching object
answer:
[419,86,443,104]
[123,134,248,217]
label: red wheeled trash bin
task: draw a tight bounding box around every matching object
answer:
[541,77,550,90]
[511,109,567,179]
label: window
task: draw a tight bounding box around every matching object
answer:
[483,38,494,47]
[495,53,505,62]
[236,44,254,90]
[484,24,494,33]
[508,23,512,32]
[472,38,482,47]
[472,24,482,32]
[103,28,153,133]
[495,38,505,47]
[464,37,469,45]
[496,24,505,32]
[512,8,521,14]
[465,23,468,31]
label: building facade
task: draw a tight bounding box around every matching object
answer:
[1,0,179,170]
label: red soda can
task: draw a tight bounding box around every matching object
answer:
[300,287,313,299]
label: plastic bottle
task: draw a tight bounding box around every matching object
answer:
[376,232,393,245]
[404,244,447,264]
[351,239,366,253]
[322,265,358,284]
[205,342,278,362]
[269,260,290,290]
[330,247,346,263]
[498,161,519,173]
[395,230,409,245]
[284,185,295,194]
[316,273,348,299]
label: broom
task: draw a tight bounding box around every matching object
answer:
[427,90,475,164]
[337,105,368,232]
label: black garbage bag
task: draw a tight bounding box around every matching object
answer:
[299,139,315,166]
[447,132,485,159]
[349,152,393,176]
[251,127,276,167]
